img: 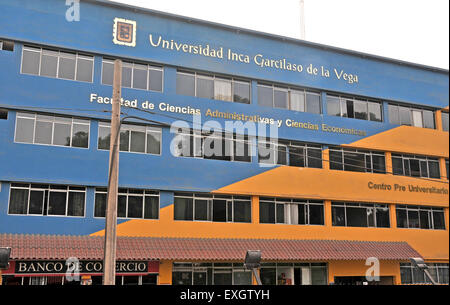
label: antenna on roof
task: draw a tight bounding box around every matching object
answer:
[299,0,306,40]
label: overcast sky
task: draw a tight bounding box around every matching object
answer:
[110,0,449,69]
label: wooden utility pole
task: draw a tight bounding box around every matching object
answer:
[103,59,122,285]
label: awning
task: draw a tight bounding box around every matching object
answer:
[0,234,421,261]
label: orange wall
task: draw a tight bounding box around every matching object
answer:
[328,260,402,285]
[215,167,448,207]
[92,203,449,261]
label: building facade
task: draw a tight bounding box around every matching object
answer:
[0,0,448,285]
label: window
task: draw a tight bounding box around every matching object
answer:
[392,154,440,178]
[445,159,449,180]
[258,84,321,114]
[258,139,322,168]
[329,147,385,174]
[98,123,161,155]
[102,59,163,92]
[388,104,435,129]
[396,205,445,230]
[332,202,390,228]
[21,46,93,82]
[176,71,250,104]
[172,263,252,285]
[94,188,159,219]
[1,40,14,51]
[401,263,449,284]
[259,198,324,225]
[174,193,251,223]
[442,112,449,132]
[0,109,7,120]
[9,183,85,217]
[15,112,89,148]
[260,263,328,285]
[327,96,382,122]
[173,129,251,162]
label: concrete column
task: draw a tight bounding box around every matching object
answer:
[435,110,443,131]
[439,158,448,180]
[389,204,397,229]
[324,200,332,227]
[322,147,330,170]
[252,195,259,224]
[158,260,173,285]
[385,152,393,175]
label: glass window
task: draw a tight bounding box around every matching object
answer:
[147,130,161,155]
[15,116,35,143]
[233,201,251,223]
[176,72,195,96]
[40,50,58,78]
[258,85,273,107]
[102,61,114,85]
[260,201,275,223]
[144,196,159,219]
[34,118,53,145]
[67,192,85,217]
[353,100,368,120]
[174,197,193,220]
[130,129,146,153]
[58,52,76,80]
[72,122,89,148]
[399,106,411,125]
[388,104,400,124]
[289,146,305,167]
[274,88,288,109]
[290,90,305,112]
[48,191,67,216]
[127,196,143,218]
[132,64,148,90]
[260,268,276,285]
[22,47,41,75]
[53,118,72,146]
[306,93,321,114]
[442,112,449,132]
[8,188,29,214]
[212,200,227,222]
[346,206,368,227]
[149,68,163,92]
[121,63,132,88]
[329,150,343,170]
[76,56,93,82]
[94,192,106,217]
[214,78,232,101]
[376,206,390,228]
[422,110,434,129]
[233,81,250,104]
[433,211,445,230]
[392,156,404,175]
[343,151,366,172]
[197,75,214,99]
[412,110,423,128]
[368,102,382,122]
[309,204,324,225]
[327,96,341,117]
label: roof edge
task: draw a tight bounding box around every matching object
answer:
[84,0,449,74]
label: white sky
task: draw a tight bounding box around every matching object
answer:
[109,0,449,69]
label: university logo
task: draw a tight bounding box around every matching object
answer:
[113,17,136,47]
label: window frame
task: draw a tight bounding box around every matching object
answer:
[259,197,325,226]
[14,112,90,149]
[327,95,383,122]
[94,188,160,220]
[391,154,441,179]
[21,45,94,83]
[8,183,86,218]
[328,147,386,174]
[173,193,252,223]
[331,202,390,228]
[97,122,162,156]
[396,205,446,230]
[388,103,436,129]
[101,59,164,92]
